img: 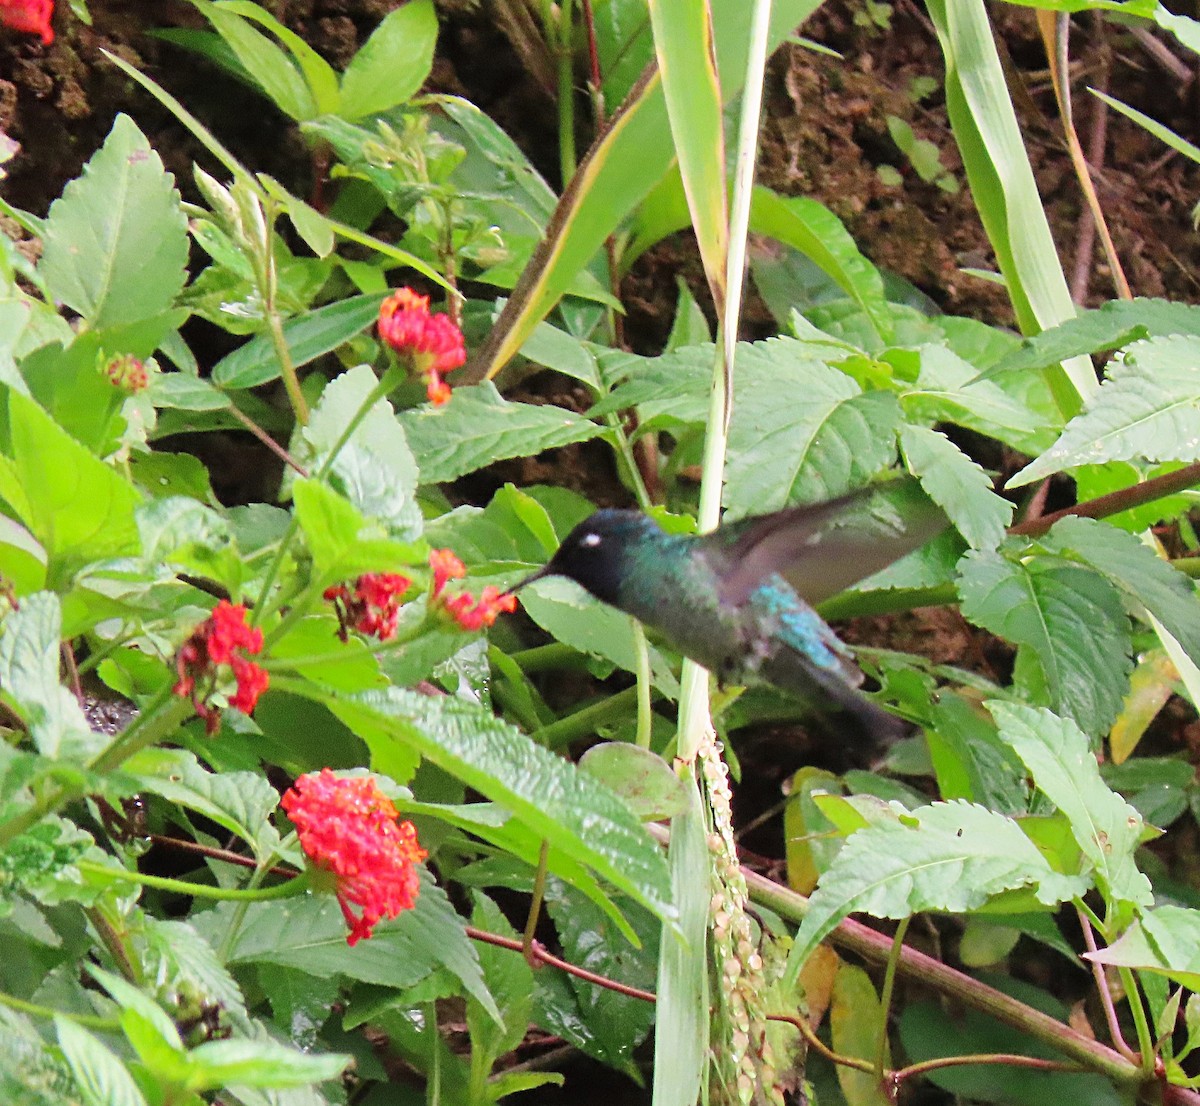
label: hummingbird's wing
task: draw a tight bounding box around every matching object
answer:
[709,477,951,607]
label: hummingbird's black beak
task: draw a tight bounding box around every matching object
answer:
[501,563,555,598]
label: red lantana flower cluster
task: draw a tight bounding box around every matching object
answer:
[280,769,426,945]
[0,0,53,44]
[377,288,466,406]
[428,548,517,630]
[173,601,269,734]
[102,353,148,393]
[324,573,412,641]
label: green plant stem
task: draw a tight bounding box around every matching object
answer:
[529,686,640,749]
[253,368,402,627]
[77,860,306,903]
[1117,964,1157,1077]
[875,916,910,1083]
[522,839,550,963]
[509,642,588,672]
[818,584,955,622]
[632,620,653,749]
[553,0,578,185]
[740,862,1146,1086]
[605,414,654,511]
[0,990,117,1031]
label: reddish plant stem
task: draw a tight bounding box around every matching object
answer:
[1008,460,1200,538]
[227,404,310,478]
[464,926,657,1003]
[1077,905,1137,1060]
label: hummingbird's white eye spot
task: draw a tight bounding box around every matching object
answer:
[581,532,602,548]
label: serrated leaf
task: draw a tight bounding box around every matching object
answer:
[142,918,248,1031]
[0,389,141,584]
[135,496,240,592]
[338,0,437,121]
[0,592,97,759]
[986,297,1200,379]
[302,365,421,539]
[397,382,603,485]
[903,342,1054,456]
[724,338,901,518]
[988,701,1153,911]
[544,878,658,1069]
[468,894,533,1056]
[1012,335,1200,486]
[957,549,1133,735]
[303,685,673,923]
[899,424,1012,550]
[215,870,499,1020]
[126,748,280,859]
[55,1017,146,1106]
[40,115,188,329]
[786,799,1089,980]
[212,293,387,388]
[1037,516,1200,669]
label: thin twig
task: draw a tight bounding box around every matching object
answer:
[464,926,658,1003]
[226,404,310,477]
[1078,905,1137,1060]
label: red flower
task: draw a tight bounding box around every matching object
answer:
[173,600,268,734]
[325,573,412,641]
[102,354,148,393]
[442,585,517,631]
[280,769,426,945]
[377,288,466,406]
[0,0,53,44]
[428,548,466,599]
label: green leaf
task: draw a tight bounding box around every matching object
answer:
[899,424,1012,550]
[579,743,690,822]
[648,0,726,299]
[191,0,316,120]
[302,365,422,540]
[212,292,387,388]
[724,338,901,518]
[988,701,1154,911]
[135,496,241,593]
[338,0,437,121]
[174,1037,348,1091]
[831,963,890,1106]
[0,388,141,584]
[216,871,499,1020]
[957,548,1133,735]
[1037,516,1200,668]
[1012,334,1200,486]
[55,1017,146,1106]
[40,115,188,329]
[150,372,232,412]
[786,799,1089,980]
[0,592,97,760]
[1086,905,1200,989]
[985,297,1200,380]
[469,0,820,377]
[397,383,603,485]
[467,894,533,1059]
[543,878,658,1069]
[750,187,892,343]
[125,748,281,860]
[303,685,673,923]
[517,577,680,697]
[215,0,340,114]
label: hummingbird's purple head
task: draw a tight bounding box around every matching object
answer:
[508,509,657,606]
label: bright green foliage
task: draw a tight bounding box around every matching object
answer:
[4,3,1200,1104]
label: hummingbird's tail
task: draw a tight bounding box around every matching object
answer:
[759,647,911,760]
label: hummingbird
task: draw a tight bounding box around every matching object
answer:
[509,478,949,752]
